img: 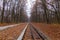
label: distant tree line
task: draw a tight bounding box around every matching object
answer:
[0,0,27,23]
[31,0,60,24]
[0,0,60,24]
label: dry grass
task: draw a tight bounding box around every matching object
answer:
[32,23,60,40]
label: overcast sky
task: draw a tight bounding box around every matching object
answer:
[25,0,36,18]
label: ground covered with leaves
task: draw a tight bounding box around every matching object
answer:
[32,23,60,40]
[0,23,27,40]
[0,23,15,26]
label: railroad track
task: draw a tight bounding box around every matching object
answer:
[29,24,42,40]
[17,23,49,40]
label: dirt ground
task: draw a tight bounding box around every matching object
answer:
[32,23,60,40]
[0,23,27,40]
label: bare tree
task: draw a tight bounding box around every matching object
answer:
[1,0,6,23]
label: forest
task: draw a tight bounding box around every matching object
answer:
[0,0,60,24]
